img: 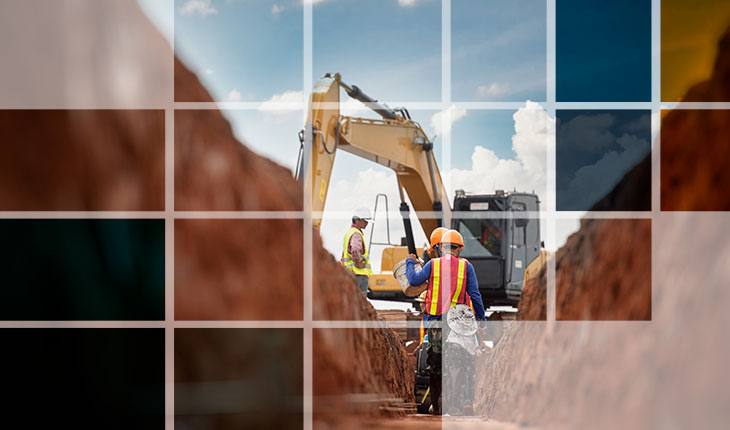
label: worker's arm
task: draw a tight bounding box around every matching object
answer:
[405,258,431,286]
[465,262,486,320]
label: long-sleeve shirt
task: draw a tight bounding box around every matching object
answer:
[405,257,486,320]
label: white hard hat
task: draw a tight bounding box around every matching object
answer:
[353,207,372,220]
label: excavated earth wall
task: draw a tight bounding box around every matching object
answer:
[473,28,730,430]
[1,0,413,425]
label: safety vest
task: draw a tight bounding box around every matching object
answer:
[341,227,373,276]
[425,254,472,316]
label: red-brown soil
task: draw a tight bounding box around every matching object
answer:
[516,263,547,321]
[173,17,413,417]
[556,218,652,320]
[175,218,304,320]
[661,28,730,210]
[313,328,415,418]
[475,27,730,429]
[2,1,415,424]
[174,58,302,212]
[0,109,165,211]
[175,328,304,429]
[475,212,730,429]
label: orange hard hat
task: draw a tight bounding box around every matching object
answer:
[429,227,448,250]
[440,230,464,247]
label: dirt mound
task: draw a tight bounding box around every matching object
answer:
[171,13,413,415]
[314,327,415,418]
[556,218,651,320]
[1,0,414,423]
[174,58,302,211]
[0,109,164,211]
[473,26,730,429]
[590,154,651,211]
[661,27,730,210]
[516,263,547,321]
[311,233,415,419]
[475,212,730,429]
[175,218,304,320]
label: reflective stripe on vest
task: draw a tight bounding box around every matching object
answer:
[426,255,470,316]
[428,259,441,315]
[341,227,373,276]
[450,259,467,308]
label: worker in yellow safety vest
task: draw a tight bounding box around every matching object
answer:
[341,207,373,294]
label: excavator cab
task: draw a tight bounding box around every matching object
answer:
[452,190,541,307]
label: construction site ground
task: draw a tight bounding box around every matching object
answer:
[316,414,541,430]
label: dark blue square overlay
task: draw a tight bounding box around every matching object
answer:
[557,110,651,211]
[0,219,165,320]
[557,0,651,102]
[0,329,164,430]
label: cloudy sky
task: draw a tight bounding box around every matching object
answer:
[138,0,572,270]
[556,110,651,211]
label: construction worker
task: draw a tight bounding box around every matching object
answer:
[404,229,485,415]
[341,207,373,294]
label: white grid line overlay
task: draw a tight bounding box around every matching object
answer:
[5,0,730,428]
[303,3,314,429]
[652,0,661,214]
[546,0,557,323]
[165,108,175,430]
[171,100,730,110]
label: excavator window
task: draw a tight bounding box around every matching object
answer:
[456,218,503,258]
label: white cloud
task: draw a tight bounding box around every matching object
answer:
[258,90,305,113]
[444,100,550,203]
[431,105,467,136]
[340,96,372,117]
[227,89,242,102]
[558,113,616,153]
[561,133,649,210]
[203,68,214,76]
[179,0,218,16]
[556,111,651,210]
[477,83,508,98]
[319,167,428,272]
[272,4,284,14]
[554,218,584,251]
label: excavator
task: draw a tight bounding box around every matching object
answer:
[296,73,544,310]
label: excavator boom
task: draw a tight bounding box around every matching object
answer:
[298,74,452,240]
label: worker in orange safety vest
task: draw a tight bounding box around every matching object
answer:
[404,230,485,415]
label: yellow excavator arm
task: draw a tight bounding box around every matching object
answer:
[297,73,452,246]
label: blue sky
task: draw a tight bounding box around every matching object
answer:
[174,0,303,102]
[138,0,557,259]
[452,0,546,101]
[314,0,442,101]
[452,110,517,168]
[557,0,651,102]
